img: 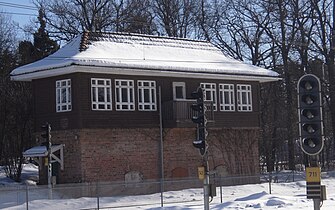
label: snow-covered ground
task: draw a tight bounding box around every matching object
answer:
[1,164,335,209]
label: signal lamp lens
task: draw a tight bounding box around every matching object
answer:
[303,124,316,134]
[302,109,316,119]
[304,81,313,90]
[307,126,315,133]
[304,95,314,105]
[303,138,318,148]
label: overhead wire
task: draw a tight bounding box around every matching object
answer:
[0,11,36,16]
[0,1,37,10]
[0,1,37,17]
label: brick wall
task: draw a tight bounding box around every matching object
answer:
[38,127,260,184]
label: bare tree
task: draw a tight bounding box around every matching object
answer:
[35,0,118,40]
[310,0,335,136]
[153,0,197,38]
[119,0,157,34]
[0,13,17,165]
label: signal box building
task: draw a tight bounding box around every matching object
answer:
[11,32,279,185]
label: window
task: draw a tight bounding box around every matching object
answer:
[219,84,235,111]
[173,82,186,100]
[237,84,252,112]
[115,79,135,111]
[138,80,157,111]
[201,83,217,111]
[91,78,112,110]
[56,79,71,112]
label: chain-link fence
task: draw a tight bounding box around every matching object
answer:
[0,172,307,210]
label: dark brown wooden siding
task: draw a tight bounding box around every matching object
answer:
[32,72,261,131]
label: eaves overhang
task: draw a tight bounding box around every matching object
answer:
[11,64,281,83]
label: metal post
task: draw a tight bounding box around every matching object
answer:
[311,156,321,210]
[269,172,272,194]
[203,155,209,210]
[313,199,321,210]
[47,123,52,200]
[26,184,29,210]
[97,182,100,210]
[159,86,164,207]
[220,176,223,203]
[48,147,52,199]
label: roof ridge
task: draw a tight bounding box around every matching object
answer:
[83,31,217,52]
[87,31,210,44]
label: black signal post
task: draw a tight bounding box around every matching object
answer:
[297,74,326,210]
[41,123,52,149]
[191,87,210,210]
[191,87,207,155]
[41,122,53,199]
[297,74,324,156]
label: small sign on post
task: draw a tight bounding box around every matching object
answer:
[306,167,321,199]
[198,166,205,180]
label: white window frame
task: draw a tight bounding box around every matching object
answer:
[91,78,112,111]
[138,80,157,111]
[115,79,135,111]
[56,79,72,112]
[173,82,186,100]
[237,84,252,112]
[219,84,235,111]
[200,83,217,111]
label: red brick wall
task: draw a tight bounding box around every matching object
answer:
[38,127,260,184]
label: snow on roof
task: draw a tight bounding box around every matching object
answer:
[10,32,280,82]
[22,146,48,157]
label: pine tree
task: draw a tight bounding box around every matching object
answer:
[32,8,59,60]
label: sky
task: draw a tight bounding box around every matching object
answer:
[0,0,38,38]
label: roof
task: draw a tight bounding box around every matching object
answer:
[10,32,280,82]
[23,144,64,157]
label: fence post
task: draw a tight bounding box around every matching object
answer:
[25,184,29,210]
[269,172,272,194]
[96,182,100,210]
[220,176,223,203]
[292,170,295,182]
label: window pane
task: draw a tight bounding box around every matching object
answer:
[175,86,183,99]
[61,88,66,103]
[144,89,150,102]
[121,88,128,102]
[98,87,105,102]
[98,80,104,85]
